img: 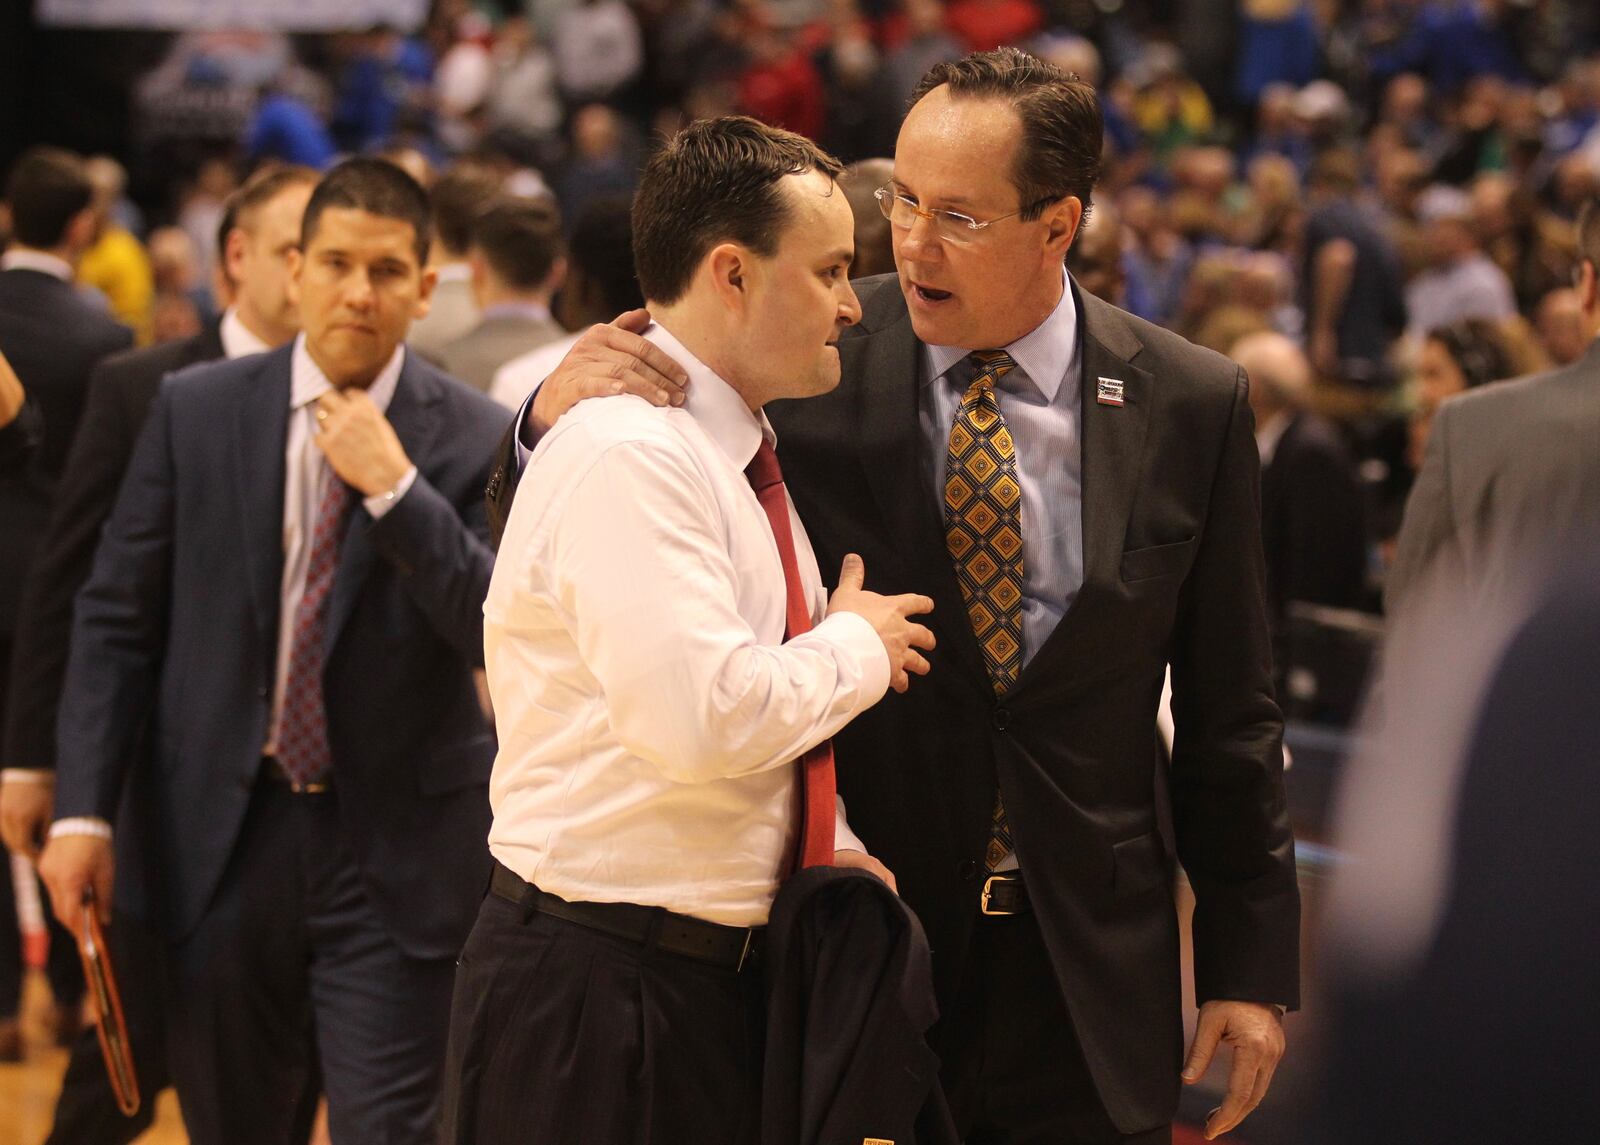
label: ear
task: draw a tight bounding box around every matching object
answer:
[1046,196,1085,259]
[285,246,304,311]
[223,227,248,291]
[705,242,752,313]
[413,264,438,320]
[545,254,568,295]
[1582,259,1599,318]
[67,207,98,252]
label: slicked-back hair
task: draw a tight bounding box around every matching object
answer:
[301,158,433,266]
[910,48,1102,224]
[472,196,564,290]
[217,163,320,270]
[3,147,93,249]
[431,161,505,256]
[1578,197,1600,272]
[632,116,844,306]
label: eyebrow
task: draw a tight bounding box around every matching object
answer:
[890,180,976,210]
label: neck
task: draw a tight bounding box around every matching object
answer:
[981,266,1065,350]
[305,339,385,391]
[234,303,295,349]
[480,281,552,312]
[650,299,764,413]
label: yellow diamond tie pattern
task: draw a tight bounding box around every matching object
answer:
[945,350,1023,871]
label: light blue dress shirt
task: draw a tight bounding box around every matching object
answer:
[919,273,1084,666]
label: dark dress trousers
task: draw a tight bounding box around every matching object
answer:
[55,344,510,1143]
[4,322,223,1145]
[486,276,1301,1135]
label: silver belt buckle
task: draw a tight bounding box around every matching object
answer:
[980,873,1018,916]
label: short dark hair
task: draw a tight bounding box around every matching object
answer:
[632,116,844,305]
[911,48,1102,224]
[217,163,320,270]
[300,158,433,265]
[472,196,563,290]
[3,147,93,248]
[431,161,504,256]
[1577,197,1600,272]
[568,194,643,316]
[1427,318,1515,390]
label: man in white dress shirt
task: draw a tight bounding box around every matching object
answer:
[440,117,936,1145]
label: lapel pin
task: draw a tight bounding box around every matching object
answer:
[1096,377,1125,407]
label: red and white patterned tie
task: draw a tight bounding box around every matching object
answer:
[275,465,353,788]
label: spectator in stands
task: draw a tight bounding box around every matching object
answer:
[409,160,504,359]
[839,158,896,280]
[441,196,567,393]
[485,16,563,167]
[1406,184,1519,340]
[1406,315,1534,469]
[1302,149,1407,387]
[552,0,644,104]
[556,103,641,220]
[77,156,155,343]
[491,193,641,409]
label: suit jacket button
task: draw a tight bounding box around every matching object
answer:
[992,707,1010,731]
[957,859,978,881]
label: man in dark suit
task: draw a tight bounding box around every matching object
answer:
[503,49,1298,1145]
[38,158,509,1145]
[1230,332,1368,620]
[0,162,316,1142]
[1387,196,1600,616]
[0,145,131,1062]
[0,345,35,476]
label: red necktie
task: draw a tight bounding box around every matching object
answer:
[746,440,836,871]
[276,465,353,787]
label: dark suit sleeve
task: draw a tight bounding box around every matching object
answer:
[367,470,497,667]
[1279,437,1368,609]
[53,384,178,822]
[1385,403,1460,616]
[484,413,523,550]
[0,399,39,476]
[4,364,146,770]
[1168,368,1301,1009]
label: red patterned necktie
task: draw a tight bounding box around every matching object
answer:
[746,440,836,871]
[275,464,353,788]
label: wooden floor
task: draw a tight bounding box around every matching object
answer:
[0,971,186,1145]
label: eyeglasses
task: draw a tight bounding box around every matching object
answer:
[874,185,1057,246]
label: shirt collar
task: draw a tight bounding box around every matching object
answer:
[290,334,405,414]
[645,320,772,471]
[1,249,73,281]
[219,307,275,360]
[481,301,552,324]
[923,268,1078,402]
[435,262,474,285]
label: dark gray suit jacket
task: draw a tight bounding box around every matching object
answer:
[439,312,566,394]
[1388,338,1600,614]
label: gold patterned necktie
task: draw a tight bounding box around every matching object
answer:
[944,349,1023,870]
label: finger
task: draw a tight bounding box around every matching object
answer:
[890,666,910,693]
[837,553,865,592]
[905,622,936,651]
[610,307,654,333]
[1206,1044,1265,1139]
[597,326,690,390]
[903,650,931,676]
[1183,1007,1225,1084]
[94,862,114,925]
[895,593,935,617]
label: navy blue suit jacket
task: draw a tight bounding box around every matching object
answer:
[56,343,511,960]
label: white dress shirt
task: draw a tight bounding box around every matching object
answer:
[261,336,416,755]
[218,306,273,359]
[0,249,73,280]
[484,322,888,926]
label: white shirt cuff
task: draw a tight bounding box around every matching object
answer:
[363,464,419,519]
[1,768,54,784]
[810,610,893,706]
[833,794,866,855]
[49,817,113,841]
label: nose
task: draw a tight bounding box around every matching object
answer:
[838,279,862,327]
[345,269,375,311]
[897,211,942,263]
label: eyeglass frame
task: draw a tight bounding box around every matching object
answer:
[873,184,1064,244]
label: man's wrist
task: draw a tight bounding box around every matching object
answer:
[363,464,418,519]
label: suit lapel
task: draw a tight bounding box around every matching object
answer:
[324,353,441,652]
[234,348,292,673]
[850,291,991,687]
[1016,289,1151,690]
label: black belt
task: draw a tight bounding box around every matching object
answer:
[489,863,763,973]
[260,757,331,794]
[979,871,1030,917]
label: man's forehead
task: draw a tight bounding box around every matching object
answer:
[308,207,418,254]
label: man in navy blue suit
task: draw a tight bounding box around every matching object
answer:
[38,158,509,1145]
